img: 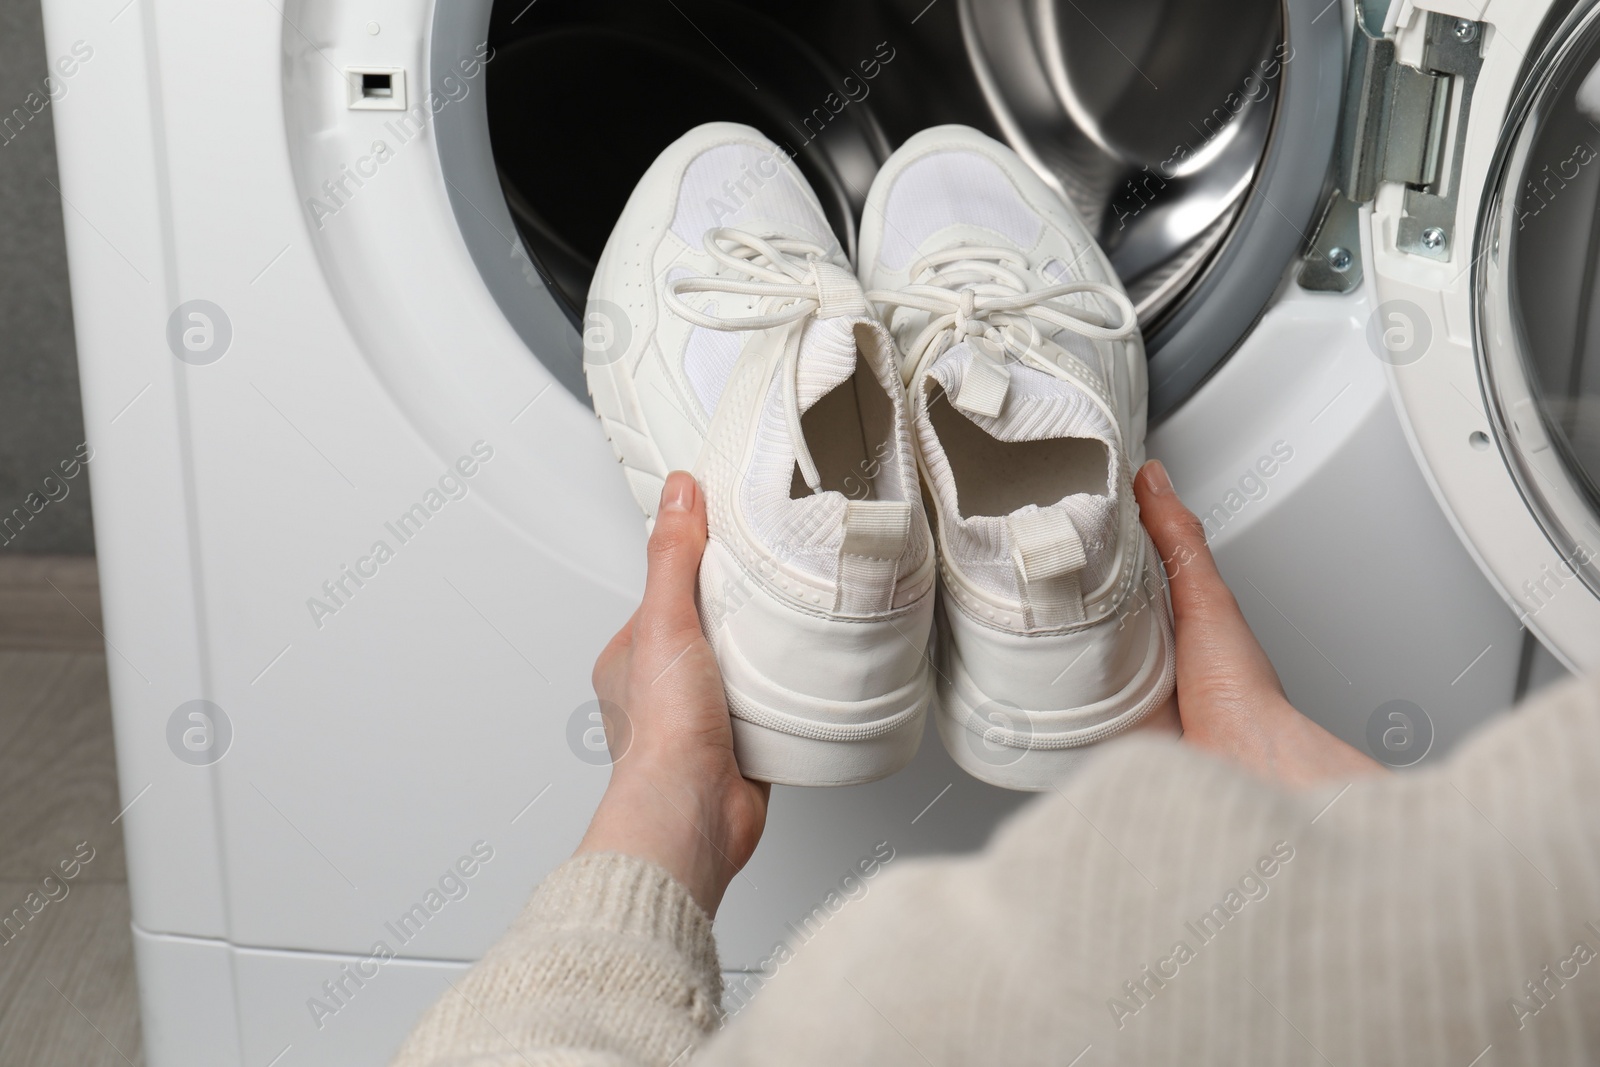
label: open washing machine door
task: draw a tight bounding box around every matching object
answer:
[1370,0,1600,672]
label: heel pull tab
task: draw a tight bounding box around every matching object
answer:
[837,499,913,615]
[1007,508,1087,628]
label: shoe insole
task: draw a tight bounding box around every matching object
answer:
[790,354,897,501]
[927,385,1109,518]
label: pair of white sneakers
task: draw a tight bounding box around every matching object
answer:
[584,123,1175,791]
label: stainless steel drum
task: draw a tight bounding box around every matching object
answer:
[485,0,1343,416]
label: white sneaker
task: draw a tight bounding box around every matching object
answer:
[858,125,1176,790]
[584,123,936,786]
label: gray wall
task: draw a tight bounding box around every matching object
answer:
[0,0,95,554]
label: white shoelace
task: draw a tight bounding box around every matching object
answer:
[664,227,855,493]
[865,245,1138,419]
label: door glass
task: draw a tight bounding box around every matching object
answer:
[1481,0,1600,601]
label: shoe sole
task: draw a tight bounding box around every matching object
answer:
[584,122,932,787]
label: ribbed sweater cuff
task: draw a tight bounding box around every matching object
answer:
[523,851,721,987]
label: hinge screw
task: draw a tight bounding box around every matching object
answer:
[1327,247,1353,273]
[1453,19,1478,43]
[1422,227,1448,252]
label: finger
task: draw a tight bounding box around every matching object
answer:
[1134,461,1285,696]
[639,471,709,644]
[1135,461,1229,603]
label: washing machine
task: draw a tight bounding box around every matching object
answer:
[39,0,1595,1062]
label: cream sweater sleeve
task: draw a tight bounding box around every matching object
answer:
[394,676,1600,1066]
[390,850,722,1067]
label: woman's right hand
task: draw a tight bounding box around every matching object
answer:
[577,472,770,919]
[1134,460,1383,788]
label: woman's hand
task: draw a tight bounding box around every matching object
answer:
[1133,460,1383,787]
[577,472,770,918]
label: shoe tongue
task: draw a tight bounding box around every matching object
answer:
[925,341,1116,446]
[794,314,862,413]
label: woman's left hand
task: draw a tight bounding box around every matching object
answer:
[577,471,771,918]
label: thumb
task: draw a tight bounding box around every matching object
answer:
[639,471,709,642]
[1133,460,1286,698]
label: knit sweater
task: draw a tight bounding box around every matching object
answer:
[392,676,1600,1066]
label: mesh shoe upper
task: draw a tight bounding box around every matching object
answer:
[861,134,1148,633]
[643,131,932,609]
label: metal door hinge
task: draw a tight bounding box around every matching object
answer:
[1301,8,1485,291]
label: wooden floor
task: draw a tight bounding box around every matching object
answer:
[0,555,143,1065]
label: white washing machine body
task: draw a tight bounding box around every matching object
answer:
[38,0,1573,1063]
